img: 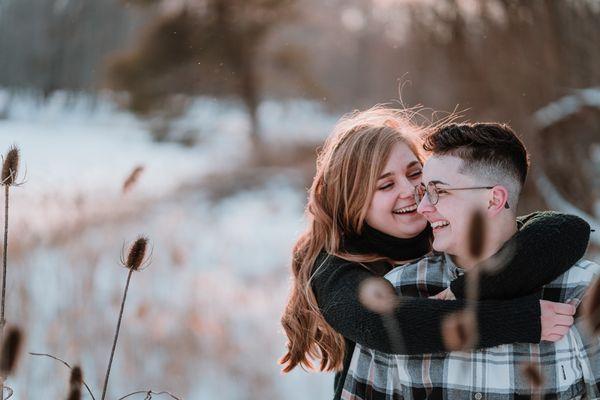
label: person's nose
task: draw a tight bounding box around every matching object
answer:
[417,193,435,214]
[397,178,415,200]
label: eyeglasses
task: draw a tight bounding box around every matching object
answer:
[414,182,510,208]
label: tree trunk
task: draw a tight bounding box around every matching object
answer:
[214,0,262,149]
[240,58,261,150]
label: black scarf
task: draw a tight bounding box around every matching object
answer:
[342,224,432,262]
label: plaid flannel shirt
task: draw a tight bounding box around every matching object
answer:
[342,252,600,400]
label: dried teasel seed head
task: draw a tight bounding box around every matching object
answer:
[442,310,478,351]
[70,365,83,385]
[468,209,486,259]
[122,165,145,194]
[521,362,544,388]
[124,236,149,271]
[67,386,82,400]
[359,277,399,315]
[1,145,19,186]
[0,326,23,376]
[67,365,83,400]
[582,277,600,335]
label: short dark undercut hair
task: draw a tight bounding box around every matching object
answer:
[423,123,530,208]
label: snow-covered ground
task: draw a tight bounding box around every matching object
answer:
[0,90,337,399]
[0,90,338,241]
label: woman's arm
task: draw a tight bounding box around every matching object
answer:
[312,256,542,355]
[450,211,590,300]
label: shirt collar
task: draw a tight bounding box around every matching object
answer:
[443,252,465,280]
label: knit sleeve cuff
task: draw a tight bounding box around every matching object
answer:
[475,294,542,347]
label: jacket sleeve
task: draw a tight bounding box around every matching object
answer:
[312,255,541,355]
[450,211,591,300]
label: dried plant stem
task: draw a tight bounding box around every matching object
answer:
[117,390,182,400]
[381,313,405,354]
[0,185,9,399]
[1,185,8,331]
[28,352,96,400]
[465,267,480,346]
[101,268,134,400]
[465,268,480,305]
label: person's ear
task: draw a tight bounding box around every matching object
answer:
[487,186,509,216]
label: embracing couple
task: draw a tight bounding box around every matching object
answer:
[280,106,597,399]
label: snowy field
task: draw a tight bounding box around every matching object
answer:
[0,90,337,399]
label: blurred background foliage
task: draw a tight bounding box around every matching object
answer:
[1,0,598,203]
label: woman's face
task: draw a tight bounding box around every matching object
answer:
[365,142,428,238]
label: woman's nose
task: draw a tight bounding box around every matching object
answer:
[397,178,416,199]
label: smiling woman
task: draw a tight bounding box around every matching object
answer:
[366,143,428,239]
[279,105,591,400]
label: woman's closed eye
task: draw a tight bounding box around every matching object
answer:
[408,171,422,179]
[378,182,394,190]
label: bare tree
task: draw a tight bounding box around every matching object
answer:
[106,0,300,147]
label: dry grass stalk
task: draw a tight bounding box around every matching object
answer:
[521,361,544,400]
[441,309,478,351]
[0,146,21,332]
[117,390,182,399]
[478,240,516,275]
[122,165,145,194]
[67,366,83,400]
[29,352,96,400]
[441,210,487,352]
[465,209,484,301]
[454,211,485,349]
[1,145,22,399]
[30,237,175,400]
[359,277,405,352]
[70,365,83,385]
[359,277,399,315]
[464,268,480,304]
[0,327,22,376]
[467,210,485,259]
[582,277,600,335]
[101,236,150,400]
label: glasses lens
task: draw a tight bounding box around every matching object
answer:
[427,182,438,205]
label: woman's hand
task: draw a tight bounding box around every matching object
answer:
[430,288,456,300]
[540,300,576,342]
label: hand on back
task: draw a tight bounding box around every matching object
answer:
[540,300,576,342]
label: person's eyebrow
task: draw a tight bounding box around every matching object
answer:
[429,180,449,186]
[379,161,421,180]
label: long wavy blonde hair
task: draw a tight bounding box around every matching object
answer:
[279,106,429,373]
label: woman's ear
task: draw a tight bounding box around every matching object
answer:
[488,186,510,215]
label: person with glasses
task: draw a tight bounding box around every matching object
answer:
[342,122,599,400]
[279,106,591,400]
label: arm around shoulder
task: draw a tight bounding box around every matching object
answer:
[450,211,591,300]
[312,256,542,354]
